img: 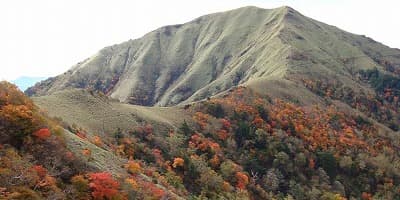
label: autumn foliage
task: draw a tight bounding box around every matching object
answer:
[0,82,40,141]
[235,172,249,190]
[1,81,400,199]
[92,135,103,147]
[140,181,166,199]
[172,157,184,168]
[32,128,51,140]
[32,165,47,178]
[125,160,142,174]
[88,172,120,200]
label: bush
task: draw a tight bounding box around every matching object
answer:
[71,175,89,193]
[179,121,192,135]
[206,103,225,118]
[8,187,41,200]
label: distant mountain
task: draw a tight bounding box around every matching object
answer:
[12,76,46,91]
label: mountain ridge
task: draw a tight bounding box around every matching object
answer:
[26,6,400,108]
[25,6,294,105]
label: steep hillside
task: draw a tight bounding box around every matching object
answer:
[0,82,186,199]
[32,85,400,199]
[27,6,289,106]
[27,6,400,108]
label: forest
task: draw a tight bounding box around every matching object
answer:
[1,82,399,199]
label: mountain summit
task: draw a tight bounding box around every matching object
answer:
[27,6,400,107]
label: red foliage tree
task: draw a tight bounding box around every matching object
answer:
[361,192,372,200]
[141,181,166,199]
[32,165,47,178]
[88,172,120,200]
[32,128,51,140]
[235,172,249,190]
[220,118,231,130]
[76,131,87,139]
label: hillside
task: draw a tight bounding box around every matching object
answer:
[8,5,400,199]
[31,85,400,199]
[32,89,190,137]
[0,83,187,199]
[26,6,400,108]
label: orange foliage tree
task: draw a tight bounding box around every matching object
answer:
[92,135,103,147]
[193,112,210,130]
[125,160,142,174]
[235,172,249,190]
[172,157,184,168]
[0,82,38,137]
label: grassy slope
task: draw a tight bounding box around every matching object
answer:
[27,6,291,106]
[26,6,400,108]
[33,89,190,137]
[63,128,126,174]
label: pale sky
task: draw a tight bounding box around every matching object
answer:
[1,0,399,81]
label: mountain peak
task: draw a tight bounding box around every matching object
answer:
[228,5,295,12]
[27,6,400,108]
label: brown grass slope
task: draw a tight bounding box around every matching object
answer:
[33,89,190,137]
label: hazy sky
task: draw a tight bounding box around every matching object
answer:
[1,0,399,81]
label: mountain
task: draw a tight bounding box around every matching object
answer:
[27,6,400,107]
[12,76,46,91]
[8,6,400,199]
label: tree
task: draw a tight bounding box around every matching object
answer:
[235,172,249,190]
[199,169,224,192]
[0,104,38,141]
[71,175,91,199]
[32,165,47,179]
[207,103,225,118]
[172,157,184,168]
[92,136,103,147]
[88,172,120,200]
[263,168,283,192]
[71,175,89,193]
[125,160,142,174]
[316,152,337,179]
[32,128,51,140]
[179,120,192,135]
[0,81,32,107]
[235,122,252,147]
[220,118,231,130]
[0,82,44,145]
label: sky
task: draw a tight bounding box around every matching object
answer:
[1,0,399,81]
